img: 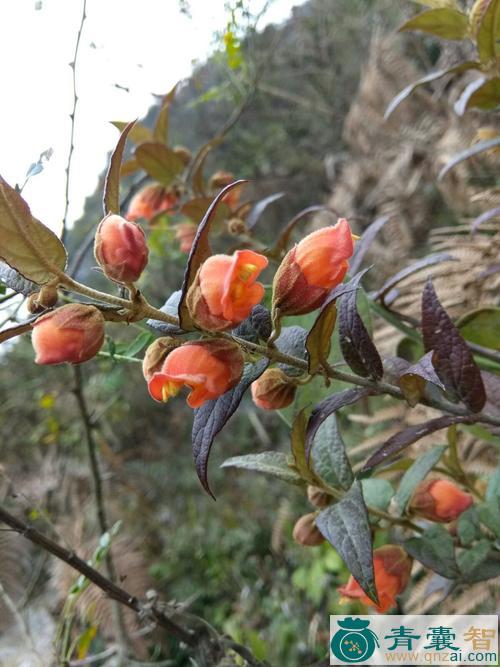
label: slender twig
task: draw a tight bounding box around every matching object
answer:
[61,0,87,245]
[71,364,130,659]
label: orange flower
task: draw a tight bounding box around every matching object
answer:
[126,184,178,222]
[147,340,243,408]
[32,304,105,365]
[175,222,198,253]
[272,219,355,316]
[292,513,325,547]
[94,214,149,284]
[409,479,473,523]
[251,368,296,410]
[187,250,268,331]
[338,545,412,613]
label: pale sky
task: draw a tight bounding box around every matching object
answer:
[0,0,304,234]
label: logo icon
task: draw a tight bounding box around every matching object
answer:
[330,617,379,663]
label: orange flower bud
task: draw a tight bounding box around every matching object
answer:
[338,545,412,613]
[307,485,332,509]
[94,214,149,284]
[292,513,325,547]
[175,222,197,253]
[272,219,355,316]
[126,184,178,222]
[209,170,235,189]
[142,337,179,382]
[147,340,244,408]
[250,368,296,410]
[32,304,105,365]
[409,479,473,523]
[187,250,268,331]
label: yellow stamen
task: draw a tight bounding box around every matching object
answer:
[161,381,181,402]
[351,233,361,241]
[238,263,257,281]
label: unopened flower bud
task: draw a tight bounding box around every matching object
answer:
[175,222,197,253]
[173,145,192,166]
[126,184,178,222]
[409,479,473,523]
[210,170,235,189]
[251,368,296,410]
[27,285,59,314]
[307,485,332,509]
[142,337,179,381]
[32,304,105,365]
[272,219,355,316]
[187,249,268,331]
[338,545,412,613]
[94,214,149,284]
[227,217,247,235]
[147,339,244,408]
[292,513,325,547]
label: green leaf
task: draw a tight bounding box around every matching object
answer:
[477,0,500,64]
[291,409,321,485]
[478,498,500,538]
[311,413,354,490]
[411,0,459,7]
[153,83,178,144]
[458,539,491,574]
[181,197,231,225]
[457,506,481,546]
[123,331,155,357]
[457,307,500,350]
[404,525,460,578]
[306,300,337,374]
[135,142,185,187]
[361,479,394,514]
[221,451,304,486]
[399,8,469,40]
[0,175,67,284]
[395,446,446,513]
[104,119,137,215]
[315,480,377,603]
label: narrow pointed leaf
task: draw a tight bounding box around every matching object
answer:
[104,120,137,215]
[373,253,455,303]
[316,481,377,604]
[110,121,152,145]
[306,387,373,459]
[178,180,248,330]
[221,451,303,486]
[422,280,486,412]
[399,8,469,40]
[338,270,383,380]
[395,445,447,513]
[306,301,337,374]
[311,414,354,490]
[349,215,390,274]
[361,415,472,472]
[291,409,322,485]
[438,136,500,180]
[192,359,268,497]
[0,175,67,284]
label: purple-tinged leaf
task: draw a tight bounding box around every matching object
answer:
[104,120,137,215]
[438,136,500,181]
[422,280,486,412]
[471,206,500,233]
[178,180,248,330]
[311,413,354,491]
[349,215,390,275]
[338,270,383,380]
[305,387,373,460]
[373,253,456,304]
[361,415,473,472]
[482,371,500,417]
[245,192,285,230]
[316,481,378,604]
[399,350,446,407]
[385,62,480,120]
[0,262,38,296]
[192,359,268,497]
